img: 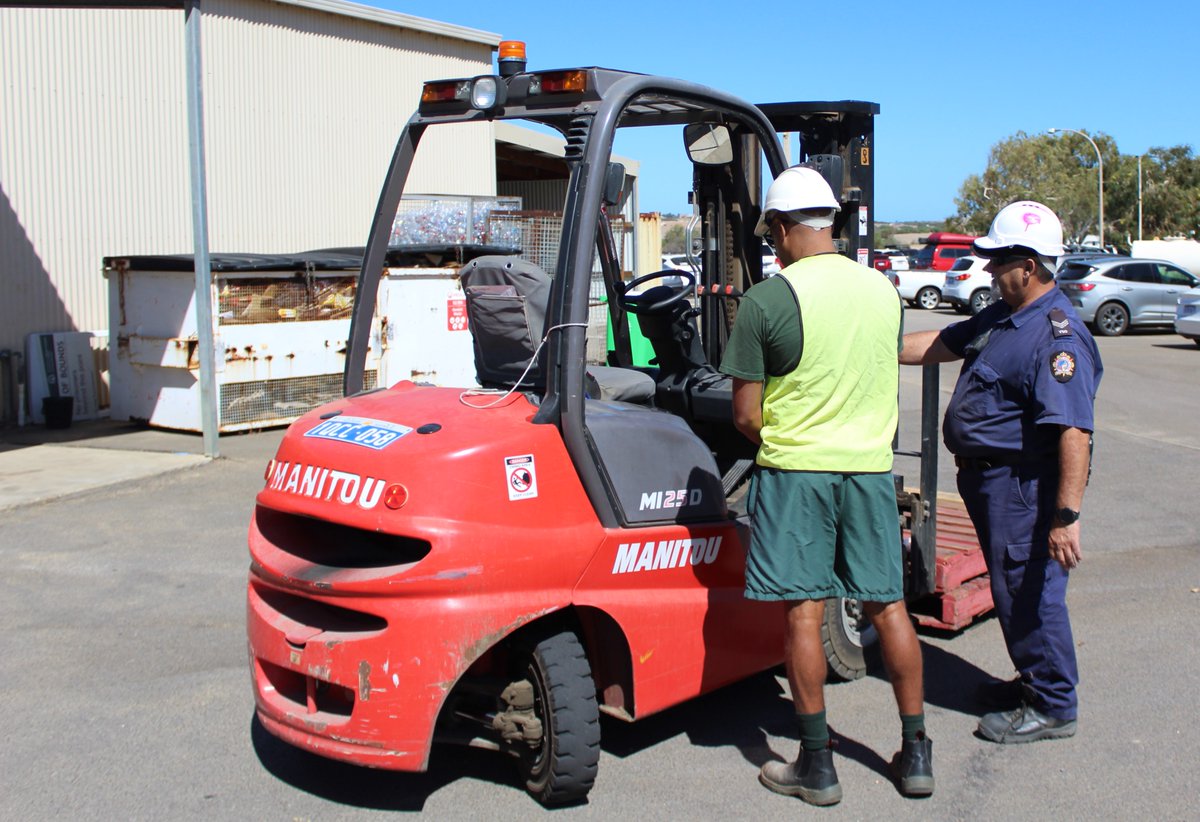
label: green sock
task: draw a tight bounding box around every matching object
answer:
[797,710,829,751]
[901,712,926,742]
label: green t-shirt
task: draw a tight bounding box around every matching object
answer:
[720,276,803,380]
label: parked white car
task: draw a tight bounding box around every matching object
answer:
[661,253,693,271]
[1174,293,1200,347]
[761,243,781,276]
[665,249,779,277]
[894,268,945,309]
[943,255,995,314]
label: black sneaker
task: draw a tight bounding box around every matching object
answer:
[977,703,1077,744]
[759,743,843,806]
[975,676,1029,709]
[890,732,934,797]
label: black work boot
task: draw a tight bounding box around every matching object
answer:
[890,731,934,797]
[759,743,842,806]
[977,702,1077,744]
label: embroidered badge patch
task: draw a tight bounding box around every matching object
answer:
[1051,351,1076,382]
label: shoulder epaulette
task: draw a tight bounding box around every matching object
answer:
[1049,307,1073,339]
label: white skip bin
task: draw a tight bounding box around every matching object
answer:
[103,247,508,433]
[105,251,375,432]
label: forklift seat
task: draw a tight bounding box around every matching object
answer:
[461,255,654,403]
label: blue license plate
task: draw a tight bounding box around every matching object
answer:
[303,416,412,450]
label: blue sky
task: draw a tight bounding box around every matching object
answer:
[373,1,1198,222]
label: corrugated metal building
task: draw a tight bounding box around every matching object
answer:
[0,0,501,357]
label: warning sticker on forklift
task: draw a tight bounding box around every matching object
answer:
[304,416,413,450]
[505,454,538,501]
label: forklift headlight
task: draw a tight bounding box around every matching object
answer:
[470,76,506,110]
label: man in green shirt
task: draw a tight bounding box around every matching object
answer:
[722,166,931,804]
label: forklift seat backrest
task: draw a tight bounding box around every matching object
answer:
[460,255,654,403]
[461,256,550,388]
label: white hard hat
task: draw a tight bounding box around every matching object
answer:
[973,200,1065,258]
[753,166,841,236]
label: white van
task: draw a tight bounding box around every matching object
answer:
[1130,239,1200,277]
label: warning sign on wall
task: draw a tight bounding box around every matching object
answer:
[447,294,468,331]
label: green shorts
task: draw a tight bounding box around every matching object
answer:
[744,468,903,602]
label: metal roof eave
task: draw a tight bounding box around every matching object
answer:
[260,0,501,47]
[0,0,502,48]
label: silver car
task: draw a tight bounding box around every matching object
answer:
[1176,294,1200,347]
[1056,256,1200,337]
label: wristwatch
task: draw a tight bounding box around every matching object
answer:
[1054,507,1081,525]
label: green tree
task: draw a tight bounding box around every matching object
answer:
[951,132,1200,247]
[1109,146,1200,243]
[662,223,686,253]
[950,131,1116,243]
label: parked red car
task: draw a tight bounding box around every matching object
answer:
[913,232,976,271]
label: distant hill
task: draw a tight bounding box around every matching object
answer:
[877,220,946,249]
[657,217,946,251]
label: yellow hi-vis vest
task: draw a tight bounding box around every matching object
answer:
[757,254,900,472]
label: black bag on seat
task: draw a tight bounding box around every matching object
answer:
[461,256,551,388]
[461,254,655,403]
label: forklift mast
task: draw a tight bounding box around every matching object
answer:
[758,101,879,270]
[689,100,879,371]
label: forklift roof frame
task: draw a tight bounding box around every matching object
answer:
[344,66,878,528]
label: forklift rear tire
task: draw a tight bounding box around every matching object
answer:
[516,631,601,806]
[821,597,876,681]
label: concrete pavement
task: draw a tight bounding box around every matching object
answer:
[0,417,282,511]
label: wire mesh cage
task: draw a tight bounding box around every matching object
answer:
[217,275,358,327]
[220,370,378,429]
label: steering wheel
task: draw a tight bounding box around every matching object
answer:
[617,269,697,315]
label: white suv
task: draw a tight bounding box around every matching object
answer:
[943,255,995,314]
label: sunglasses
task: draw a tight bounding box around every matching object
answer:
[985,250,1033,267]
[762,213,789,250]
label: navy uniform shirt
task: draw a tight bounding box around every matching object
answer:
[939,287,1103,457]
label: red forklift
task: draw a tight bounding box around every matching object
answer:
[246,49,989,805]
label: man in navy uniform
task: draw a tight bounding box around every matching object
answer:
[900,201,1102,743]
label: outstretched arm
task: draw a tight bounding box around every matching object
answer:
[900,330,959,365]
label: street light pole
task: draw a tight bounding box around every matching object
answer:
[1137,155,1143,241]
[1048,127,1104,249]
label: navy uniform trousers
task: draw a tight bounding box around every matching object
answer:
[957,461,1078,720]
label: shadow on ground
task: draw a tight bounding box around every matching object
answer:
[250,630,995,810]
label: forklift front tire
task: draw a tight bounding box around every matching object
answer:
[821,597,875,681]
[514,630,601,806]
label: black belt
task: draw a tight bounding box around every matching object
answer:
[954,454,1048,471]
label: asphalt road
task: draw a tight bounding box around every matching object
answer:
[2,308,1198,820]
